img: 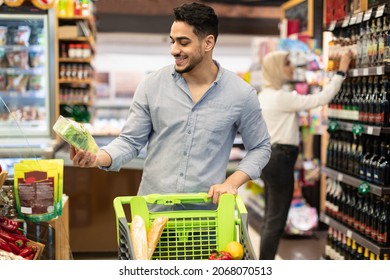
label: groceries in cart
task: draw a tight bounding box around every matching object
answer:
[114,193,256,260]
[130,215,168,260]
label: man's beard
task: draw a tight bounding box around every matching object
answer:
[175,52,203,74]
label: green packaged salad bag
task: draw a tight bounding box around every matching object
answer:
[53,115,99,154]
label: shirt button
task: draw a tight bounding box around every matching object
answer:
[184,151,187,156]
[180,173,184,177]
[188,130,191,134]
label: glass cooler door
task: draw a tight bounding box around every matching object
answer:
[0,10,56,153]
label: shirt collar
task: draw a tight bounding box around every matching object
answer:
[171,60,222,84]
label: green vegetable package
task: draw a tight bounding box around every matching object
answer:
[53,115,99,154]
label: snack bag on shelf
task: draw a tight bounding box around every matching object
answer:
[53,115,99,154]
[13,159,63,222]
[20,159,64,216]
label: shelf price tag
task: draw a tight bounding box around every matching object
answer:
[366,126,374,135]
[349,15,357,25]
[363,9,373,21]
[346,230,352,238]
[352,123,364,136]
[376,66,384,75]
[363,68,369,76]
[358,182,370,195]
[356,12,364,23]
[329,20,337,31]
[337,173,343,182]
[376,4,385,18]
[352,69,359,76]
[342,16,350,27]
[324,216,330,225]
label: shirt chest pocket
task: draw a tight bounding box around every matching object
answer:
[196,103,236,133]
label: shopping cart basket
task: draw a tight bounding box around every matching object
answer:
[113,192,256,260]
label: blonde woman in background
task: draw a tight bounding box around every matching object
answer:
[257,50,352,260]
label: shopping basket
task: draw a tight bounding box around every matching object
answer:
[113,193,256,260]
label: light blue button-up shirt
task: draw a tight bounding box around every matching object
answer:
[102,61,271,195]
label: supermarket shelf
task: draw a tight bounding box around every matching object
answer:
[324,4,387,31]
[0,90,45,98]
[320,213,390,255]
[58,15,95,29]
[0,67,44,75]
[347,65,390,77]
[59,101,93,106]
[322,166,390,196]
[58,36,95,53]
[0,45,44,51]
[323,119,390,136]
[59,79,93,84]
[59,57,93,63]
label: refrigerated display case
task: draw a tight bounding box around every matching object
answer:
[0,4,57,159]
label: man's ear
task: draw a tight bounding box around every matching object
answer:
[204,34,215,52]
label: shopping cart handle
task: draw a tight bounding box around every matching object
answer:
[144,193,211,205]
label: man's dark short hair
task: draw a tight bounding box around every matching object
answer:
[173,2,219,43]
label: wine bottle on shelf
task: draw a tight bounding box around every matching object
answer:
[339,182,347,222]
[378,195,390,246]
[326,133,335,169]
[354,194,363,231]
[361,76,371,124]
[363,247,370,260]
[342,132,352,173]
[353,135,363,178]
[368,76,379,125]
[340,232,347,260]
[359,194,369,234]
[371,196,383,242]
[378,75,389,127]
[358,77,366,123]
[351,240,358,260]
[366,140,380,183]
[348,187,357,227]
[359,136,372,180]
[333,229,342,260]
[343,184,352,225]
[345,237,352,260]
[355,244,364,260]
[364,194,374,238]
[325,227,333,260]
[374,140,390,186]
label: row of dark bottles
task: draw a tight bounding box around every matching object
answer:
[328,16,390,71]
[328,75,390,127]
[326,131,390,186]
[325,178,390,246]
[325,227,390,260]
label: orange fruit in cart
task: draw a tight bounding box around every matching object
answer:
[224,241,244,260]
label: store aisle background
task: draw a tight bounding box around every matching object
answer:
[247,208,327,260]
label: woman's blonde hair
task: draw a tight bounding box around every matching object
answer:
[261,50,291,90]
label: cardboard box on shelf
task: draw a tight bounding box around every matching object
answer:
[58,25,80,39]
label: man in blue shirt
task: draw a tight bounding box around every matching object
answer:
[70,2,271,204]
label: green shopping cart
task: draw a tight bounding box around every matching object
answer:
[113,193,256,260]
